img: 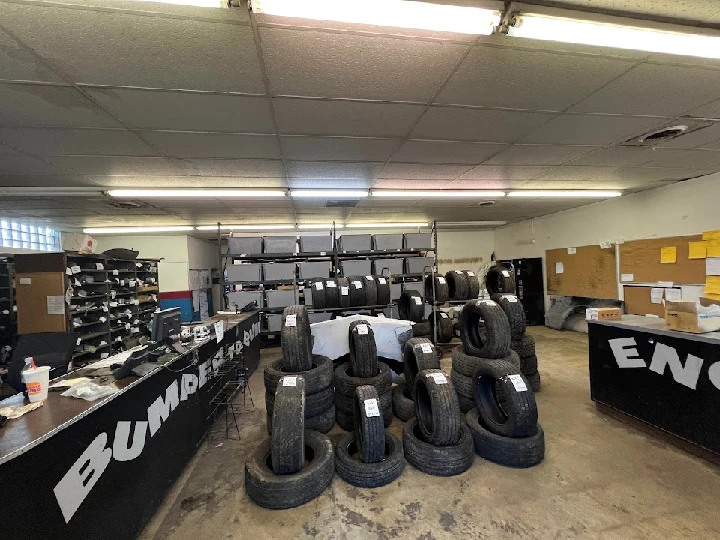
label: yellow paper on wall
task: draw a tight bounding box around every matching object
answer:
[703,230,720,241]
[689,241,708,259]
[704,293,720,301]
[660,246,677,264]
[705,276,720,295]
[707,240,720,258]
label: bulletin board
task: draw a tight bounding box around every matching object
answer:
[623,286,666,317]
[16,272,68,334]
[619,235,705,284]
[546,245,618,299]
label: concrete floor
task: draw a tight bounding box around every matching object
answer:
[139,327,720,539]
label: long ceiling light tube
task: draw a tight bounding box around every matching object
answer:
[195,224,296,231]
[251,0,502,35]
[83,226,195,234]
[508,190,622,198]
[346,222,429,229]
[290,190,369,198]
[372,190,506,198]
[107,190,287,198]
[508,12,720,59]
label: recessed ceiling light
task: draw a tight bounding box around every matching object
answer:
[371,190,506,198]
[290,190,369,198]
[346,222,429,229]
[251,0,502,35]
[107,189,287,198]
[507,191,622,198]
[83,226,194,234]
[195,224,296,231]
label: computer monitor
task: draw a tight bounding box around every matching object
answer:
[150,308,181,343]
[7,332,78,392]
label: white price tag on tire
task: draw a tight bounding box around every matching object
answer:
[502,270,510,277]
[378,277,386,284]
[467,271,475,276]
[356,324,369,335]
[437,277,446,284]
[326,281,336,288]
[283,376,297,387]
[420,343,433,354]
[414,297,422,305]
[315,282,324,290]
[353,281,363,289]
[285,314,297,327]
[508,374,527,392]
[427,372,447,384]
[507,296,518,302]
[365,275,373,280]
[439,312,448,318]
[341,286,349,296]
[364,398,380,417]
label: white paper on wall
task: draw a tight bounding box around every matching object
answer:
[555,262,564,274]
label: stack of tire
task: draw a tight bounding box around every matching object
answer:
[398,290,430,337]
[492,293,541,392]
[403,368,474,476]
[451,299,520,413]
[445,270,481,301]
[246,375,334,509]
[342,275,391,308]
[392,337,440,422]
[485,265,515,295]
[335,385,405,488]
[335,320,393,430]
[264,305,335,434]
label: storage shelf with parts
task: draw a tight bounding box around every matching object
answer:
[224,252,333,261]
[259,304,394,315]
[0,255,17,363]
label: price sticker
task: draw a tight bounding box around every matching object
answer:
[455,270,462,274]
[315,282,324,290]
[467,272,475,276]
[508,374,528,392]
[507,296,518,303]
[282,376,297,387]
[501,270,510,277]
[71,265,81,274]
[285,314,297,327]
[326,281,337,288]
[365,275,373,280]
[112,270,119,276]
[363,398,380,417]
[353,281,363,289]
[414,297,423,305]
[437,277,446,284]
[341,286,349,296]
[427,372,447,384]
[356,324,369,335]
[378,277,386,284]
[420,342,433,354]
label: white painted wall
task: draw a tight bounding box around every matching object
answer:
[436,230,495,275]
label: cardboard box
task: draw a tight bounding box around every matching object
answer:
[665,299,720,334]
[586,307,622,321]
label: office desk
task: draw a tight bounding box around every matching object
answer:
[0,311,260,540]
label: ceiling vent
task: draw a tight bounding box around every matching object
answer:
[476,200,496,207]
[107,200,156,210]
[325,199,360,208]
[623,120,713,147]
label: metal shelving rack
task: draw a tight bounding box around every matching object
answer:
[0,255,16,364]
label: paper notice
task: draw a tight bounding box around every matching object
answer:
[621,274,634,282]
[650,288,664,304]
[508,374,528,392]
[706,276,720,295]
[378,277,386,284]
[47,295,66,315]
[660,246,677,264]
[356,324,369,335]
[214,321,224,343]
[600,242,611,249]
[706,258,720,276]
[708,240,720,258]
[364,398,380,417]
[501,270,510,277]
[657,281,673,288]
[326,281,336,288]
[664,288,682,302]
[340,286,349,296]
[703,230,720,241]
[282,376,297,387]
[427,372,447,384]
[414,296,423,305]
[568,247,576,254]
[315,282,323,290]
[420,343,433,354]
[689,241,708,260]
[19,277,31,285]
[437,277,446,284]
[285,314,297,327]
[555,262,564,274]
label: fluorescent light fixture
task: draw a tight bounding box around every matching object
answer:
[439,221,508,227]
[195,224,296,231]
[107,189,286,198]
[0,188,102,197]
[83,226,194,234]
[508,13,720,59]
[297,224,344,230]
[290,190,369,198]
[372,190,506,198]
[346,222,429,229]
[252,0,501,35]
[128,0,222,7]
[508,191,622,198]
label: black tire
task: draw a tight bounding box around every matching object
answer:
[245,430,334,509]
[337,399,392,431]
[348,276,367,307]
[445,271,470,301]
[310,279,327,310]
[362,276,378,306]
[353,385,385,463]
[473,359,538,438]
[348,320,378,378]
[402,418,474,477]
[337,277,351,308]
[491,294,526,342]
[466,410,544,468]
[457,393,475,414]
[335,387,392,413]
[450,369,473,398]
[486,266,515,295]
[527,371,541,392]
[392,383,415,422]
[464,271,480,299]
[521,354,538,375]
[324,278,339,309]
[334,361,392,398]
[281,305,313,372]
[428,310,453,343]
[264,354,333,396]
[450,345,520,377]
[459,300,511,359]
[266,386,334,419]
[512,334,536,358]
[271,376,306,474]
[424,275,449,304]
[266,404,336,436]
[335,430,404,488]
[403,337,439,390]
[398,290,425,322]
[375,276,391,305]
[412,321,431,337]
[414,369,461,445]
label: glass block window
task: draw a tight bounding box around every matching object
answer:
[0,220,61,251]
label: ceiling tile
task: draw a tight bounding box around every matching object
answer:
[139,132,280,159]
[87,88,275,132]
[56,0,251,21]
[529,166,620,184]
[0,83,121,128]
[182,159,285,177]
[378,163,472,180]
[436,45,635,111]
[0,27,63,83]
[411,107,555,143]
[0,128,156,156]
[392,140,507,165]
[45,156,187,175]
[570,63,720,117]
[686,99,720,119]
[287,179,373,188]
[567,146,657,167]
[0,155,66,175]
[594,166,707,183]
[1,5,264,93]
[370,179,455,189]
[273,98,424,137]
[520,114,661,145]
[261,28,467,102]
[485,145,596,166]
[0,174,99,187]
[458,165,551,180]
[534,0,720,25]
[281,137,398,162]
[286,161,381,180]
[637,149,720,169]
[446,179,530,189]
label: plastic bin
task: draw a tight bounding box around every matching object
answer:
[227,237,262,255]
[265,289,297,308]
[227,290,264,309]
[298,261,331,280]
[263,236,297,254]
[390,283,402,301]
[309,312,333,324]
[404,233,432,250]
[226,263,262,283]
[405,257,435,274]
[262,262,296,281]
[340,259,372,277]
[298,235,332,253]
[373,258,404,276]
[373,234,403,251]
[337,234,371,252]
[266,314,282,332]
